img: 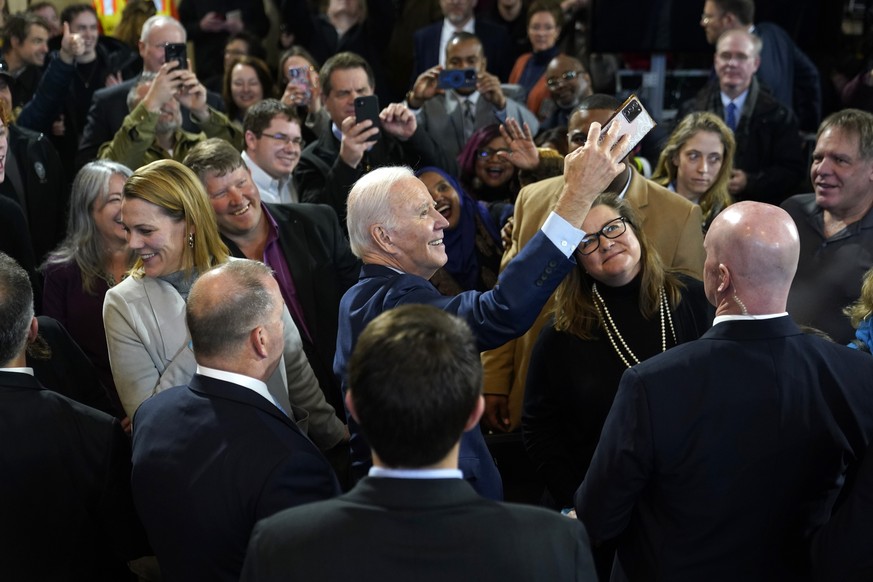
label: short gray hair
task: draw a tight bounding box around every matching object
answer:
[346,166,415,257]
[139,14,185,43]
[0,253,34,366]
[186,260,277,359]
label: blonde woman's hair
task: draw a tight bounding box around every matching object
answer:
[122,159,228,279]
[845,266,873,327]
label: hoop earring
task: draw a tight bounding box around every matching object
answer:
[187,233,194,248]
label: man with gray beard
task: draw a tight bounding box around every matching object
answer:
[98,59,241,170]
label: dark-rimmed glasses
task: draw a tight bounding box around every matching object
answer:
[547,70,583,88]
[261,133,305,147]
[577,217,627,255]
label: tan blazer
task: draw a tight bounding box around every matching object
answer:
[481,170,706,429]
[103,271,345,450]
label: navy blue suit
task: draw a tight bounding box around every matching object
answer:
[222,202,360,418]
[131,374,340,582]
[412,19,514,82]
[335,230,574,499]
[577,316,873,582]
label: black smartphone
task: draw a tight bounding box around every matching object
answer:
[437,68,477,91]
[354,95,381,139]
[164,43,188,72]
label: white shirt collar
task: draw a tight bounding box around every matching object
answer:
[712,312,788,326]
[369,466,463,479]
[438,17,476,68]
[720,89,750,117]
[242,151,296,205]
[0,367,34,375]
[195,364,283,412]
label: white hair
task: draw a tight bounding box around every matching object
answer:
[347,166,416,257]
[139,15,186,43]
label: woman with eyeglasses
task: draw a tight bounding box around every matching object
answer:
[457,123,521,204]
[509,1,564,119]
[415,166,504,295]
[653,111,736,232]
[523,194,711,517]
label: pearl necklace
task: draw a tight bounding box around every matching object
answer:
[591,283,677,369]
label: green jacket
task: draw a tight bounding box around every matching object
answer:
[98,102,243,170]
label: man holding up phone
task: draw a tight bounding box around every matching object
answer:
[295,52,451,230]
[406,31,538,172]
[98,60,242,170]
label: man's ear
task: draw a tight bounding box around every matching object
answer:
[463,395,485,432]
[250,325,269,359]
[370,224,394,254]
[717,263,730,293]
[26,317,38,344]
[244,129,258,152]
[345,389,359,423]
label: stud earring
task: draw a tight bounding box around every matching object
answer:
[187,233,194,248]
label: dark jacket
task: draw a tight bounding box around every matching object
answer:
[678,77,806,205]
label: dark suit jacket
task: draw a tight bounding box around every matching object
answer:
[412,19,514,82]
[241,476,598,582]
[678,77,805,205]
[0,371,147,581]
[131,374,340,582]
[577,316,873,582]
[2,124,66,264]
[223,202,360,417]
[334,230,574,497]
[77,76,225,168]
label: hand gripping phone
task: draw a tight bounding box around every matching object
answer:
[600,94,656,160]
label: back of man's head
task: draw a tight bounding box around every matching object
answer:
[712,0,755,25]
[705,201,799,311]
[186,260,277,362]
[0,253,34,367]
[348,305,482,468]
[184,137,247,183]
[817,108,873,161]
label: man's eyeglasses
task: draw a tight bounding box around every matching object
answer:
[261,133,305,147]
[476,147,511,159]
[577,217,628,255]
[700,12,722,24]
[547,70,583,88]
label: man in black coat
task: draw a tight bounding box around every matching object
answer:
[0,252,148,580]
[677,28,805,204]
[241,305,598,582]
[131,260,340,582]
[576,201,873,581]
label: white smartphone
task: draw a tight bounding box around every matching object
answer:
[600,94,656,160]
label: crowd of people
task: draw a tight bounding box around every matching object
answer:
[1,0,873,581]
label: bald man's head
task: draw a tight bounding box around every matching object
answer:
[703,201,800,314]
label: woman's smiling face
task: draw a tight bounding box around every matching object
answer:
[418,171,462,231]
[474,136,515,189]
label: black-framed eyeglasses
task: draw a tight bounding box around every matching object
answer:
[546,70,583,88]
[476,147,511,159]
[577,217,627,255]
[261,133,305,147]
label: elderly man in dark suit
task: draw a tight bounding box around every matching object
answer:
[576,201,873,581]
[333,119,629,495]
[131,259,341,582]
[0,252,148,579]
[184,138,360,422]
[242,304,598,582]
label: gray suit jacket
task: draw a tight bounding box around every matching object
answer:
[414,89,539,174]
[103,270,345,450]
